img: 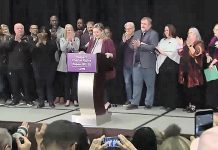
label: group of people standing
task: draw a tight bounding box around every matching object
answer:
[0,15,218,113]
[0,15,116,110]
[121,17,218,113]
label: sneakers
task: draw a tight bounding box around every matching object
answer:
[37,103,45,108]
[144,105,152,109]
[123,101,131,106]
[126,104,138,110]
[104,102,111,110]
[183,103,196,113]
[9,100,19,106]
[49,102,55,108]
[187,105,196,113]
[26,101,35,107]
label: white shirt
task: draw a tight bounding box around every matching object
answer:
[91,39,103,54]
[156,38,180,74]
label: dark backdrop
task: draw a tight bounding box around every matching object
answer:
[1,0,218,104]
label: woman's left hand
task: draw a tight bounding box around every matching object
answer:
[105,53,113,58]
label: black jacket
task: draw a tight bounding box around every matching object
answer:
[8,36,32,70]
[0,35,12,69]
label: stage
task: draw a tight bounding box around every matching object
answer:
[0,99,195,136]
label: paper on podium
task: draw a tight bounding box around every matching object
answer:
[204,65,218,82]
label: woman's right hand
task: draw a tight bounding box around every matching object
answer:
[105,53,113,58]
[209,64,213,69]
[117,134,137,150]
[206,55,213,63]
[176,37,183,47]
[35,124,47,149]
[122,34,127,43]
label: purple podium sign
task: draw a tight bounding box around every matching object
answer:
[67,53,97,73]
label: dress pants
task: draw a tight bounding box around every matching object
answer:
[132,64,156,106]
[9,68,33,103]
[33,67,56,104]
[65,72,78,101]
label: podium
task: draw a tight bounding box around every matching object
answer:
[67,53,113,126]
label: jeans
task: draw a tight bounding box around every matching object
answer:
[123,66,133,101]
[132,64,156,106]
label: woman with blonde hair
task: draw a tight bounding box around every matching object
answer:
[86,23,116,114]
[178,27,205,112]
[57,24,80,107]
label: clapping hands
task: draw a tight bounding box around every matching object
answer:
[35,123,47,150]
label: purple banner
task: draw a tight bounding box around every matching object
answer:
[67,53,97,73]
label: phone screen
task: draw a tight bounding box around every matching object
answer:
[103,137,120,148]
[195,112,213,137]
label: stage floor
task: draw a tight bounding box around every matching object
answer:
[0,100,195,135]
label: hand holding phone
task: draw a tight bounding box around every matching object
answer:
[195,109,213,137]
[102,136,120,148]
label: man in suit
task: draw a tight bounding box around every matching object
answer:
[28,24,38,44]
[80,21,94,52]
[126,17,159,110]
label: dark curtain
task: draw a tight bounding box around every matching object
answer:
[0,0,218,104]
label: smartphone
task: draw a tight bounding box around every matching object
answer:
[102,137,120,148]
[195,109,213,137]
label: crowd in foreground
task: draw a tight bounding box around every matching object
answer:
[0,115,218,150]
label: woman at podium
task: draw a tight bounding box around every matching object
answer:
[86,23,116,114]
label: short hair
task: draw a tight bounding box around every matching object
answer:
[1,24,8,29]
[124,22,135,30]
[132,127,157,150]
[0,128,12,149]
[29,24,38,29]
[14,23,24,32]
[77,18,84,23]
[141,17,152,25]
[163,24,176,38]
[50,15,58,21]
[39,26,51,40]
[188,27,202,41]
[86,21,94,26]
[43,120,89,150]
